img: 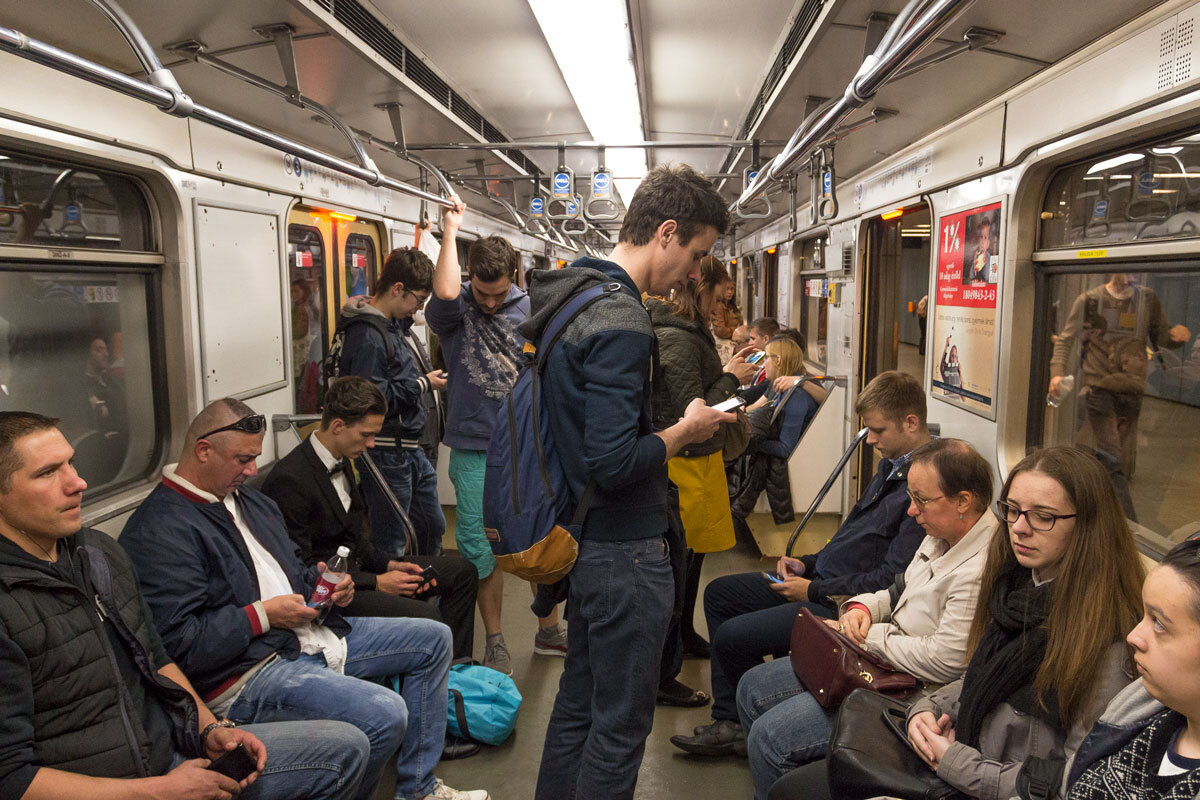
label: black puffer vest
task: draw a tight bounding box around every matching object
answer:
[0,528,199,777]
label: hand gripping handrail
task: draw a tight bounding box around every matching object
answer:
[785,426,869,557]
[733,0,976,213]
[0,14,454,209]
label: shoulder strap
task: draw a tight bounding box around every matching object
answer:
[337,315,395,360]
[535,282,625,371]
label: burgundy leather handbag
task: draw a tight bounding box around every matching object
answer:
[789,607,919,709]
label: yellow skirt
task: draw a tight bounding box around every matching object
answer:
[668,451,735,553]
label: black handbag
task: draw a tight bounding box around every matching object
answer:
[827,688,964,800]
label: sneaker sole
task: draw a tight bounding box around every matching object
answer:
[533,644,568,656]
[483,662,514,676]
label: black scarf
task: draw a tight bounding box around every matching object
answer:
[956,567,1057,749]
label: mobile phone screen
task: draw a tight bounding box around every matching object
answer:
[762,571,783,584]
[746,351,766,365]
[712,396,746,413]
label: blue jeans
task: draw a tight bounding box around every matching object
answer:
[226,617,452,800]
[535,536,673,800]
[736,657,836,800]
[171,720,369,800]
[362,447,446,558]
[704,571,835,720]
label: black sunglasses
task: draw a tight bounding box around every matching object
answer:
[198,414,266,441]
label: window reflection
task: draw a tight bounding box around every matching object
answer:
[0,271,156,492]
[287,224,326,413]
[1042,269,1200,547]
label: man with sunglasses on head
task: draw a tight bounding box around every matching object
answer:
[120,398,488,800]
[335,247,448,558]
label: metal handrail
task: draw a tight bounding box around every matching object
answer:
[785,426,868,557]
[0,21,454,209]
[733,0,976,212]
[358,452,420,557]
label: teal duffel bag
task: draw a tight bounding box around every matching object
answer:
[447,663,522,746]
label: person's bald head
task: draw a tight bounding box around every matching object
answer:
[177,398,263,498]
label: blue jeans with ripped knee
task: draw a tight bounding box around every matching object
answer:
[225,616,452,800]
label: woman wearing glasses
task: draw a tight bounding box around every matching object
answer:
[898,445,1143,800]
[737,438,997,800]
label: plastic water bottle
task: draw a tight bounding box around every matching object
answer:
[308,546,350,622]
[1047,375,1076,408]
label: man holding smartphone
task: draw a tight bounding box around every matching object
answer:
[262,376,479,664]
[0,411,370,800]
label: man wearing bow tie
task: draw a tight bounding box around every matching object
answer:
[262,376,477,663]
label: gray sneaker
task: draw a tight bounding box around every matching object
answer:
[534,624,568,656]
[483,637,512,676]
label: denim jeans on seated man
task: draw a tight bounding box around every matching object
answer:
[169,720,370,800]
[535,536,673,800]
[735,657,837,800]
[223,616,452,800]
[704,571,835,721]
[361,447,445,558]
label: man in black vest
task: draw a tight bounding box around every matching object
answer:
[0,411,369,800]
[261,376,477,662]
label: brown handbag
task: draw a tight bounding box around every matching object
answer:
[789,607,920,709]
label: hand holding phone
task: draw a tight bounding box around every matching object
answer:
[762,571,783,584]
[746,351,767,365]
[208,743,258,782]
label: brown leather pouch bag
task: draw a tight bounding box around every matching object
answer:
[789,607,919,709]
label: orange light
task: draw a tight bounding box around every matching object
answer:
[731,258,738,265]
[767,247,777,255]
[881,208,905,220]
[329,211,357,222]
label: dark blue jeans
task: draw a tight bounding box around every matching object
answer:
[361,447,445,558]
[535,536,673,800]
[703,571,835,720]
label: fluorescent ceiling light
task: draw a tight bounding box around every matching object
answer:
[528,0,647,203]
[1086,153,1144,174]
[1151,146,1184,154]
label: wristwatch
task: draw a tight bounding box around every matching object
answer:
[200,718,237,747]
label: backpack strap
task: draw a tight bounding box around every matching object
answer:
[337,314,396,360]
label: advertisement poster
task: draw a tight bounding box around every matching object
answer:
[930,200,1002,417]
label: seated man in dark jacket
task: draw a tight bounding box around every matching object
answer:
[261,376,478,662]
[0,411,369,800]
[120,398,488,800]
[671,370,929,756]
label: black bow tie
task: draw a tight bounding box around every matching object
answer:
[328,460,348,477]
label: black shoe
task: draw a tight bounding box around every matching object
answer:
[657,678,711,708]
[681,633,711,660]
[670,720,747,756]
[442,734,481,760]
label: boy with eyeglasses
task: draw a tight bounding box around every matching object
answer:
[336,248,448,558]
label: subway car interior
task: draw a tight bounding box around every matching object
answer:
[2,0,1200,797]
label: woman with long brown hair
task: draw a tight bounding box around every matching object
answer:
[904,445,1143,799]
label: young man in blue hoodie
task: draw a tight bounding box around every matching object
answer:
[527,164,734,800]
[336,249,448,558]
[426,200,564,676]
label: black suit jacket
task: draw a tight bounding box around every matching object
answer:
[261,436,391,589]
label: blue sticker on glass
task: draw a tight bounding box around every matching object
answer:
[1093,199,1109,219]
[1137,172,1160,196]
[64,204,82,222]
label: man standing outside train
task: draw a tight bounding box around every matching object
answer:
[425,197,565,676]
[527,163,733,800]
[336,248,448,557]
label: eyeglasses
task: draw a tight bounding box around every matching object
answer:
[403,290,430,308]
[905,489,945,510]
[993,500,1076,532]
[198,414,266,441]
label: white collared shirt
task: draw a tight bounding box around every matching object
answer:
[309,434,351,513]
[161,464,347,673]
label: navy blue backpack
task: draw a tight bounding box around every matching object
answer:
[482,282,622,583]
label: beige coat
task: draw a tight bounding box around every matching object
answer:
[847,512,997,686]
[907,642,1132,800]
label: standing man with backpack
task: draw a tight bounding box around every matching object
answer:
[332,248,448,558]
[526,163,734,800]
[426,198,565,677]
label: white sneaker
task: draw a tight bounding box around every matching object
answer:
[421,778,490,800]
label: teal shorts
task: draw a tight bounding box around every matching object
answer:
[448,448,496,578]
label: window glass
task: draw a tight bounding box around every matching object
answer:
[1039,268,1200,552]
[287,224,326,413]
[0,150,151,250]
[344,233,376,297]
[795,237,829,368]
[0,269,158,494]
[1041,131,1200,249]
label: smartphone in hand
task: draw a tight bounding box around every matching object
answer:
[762,571,783,584]
[208,743,257,782]
[711,396,746,413]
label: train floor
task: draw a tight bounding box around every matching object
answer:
[376,508,811,799]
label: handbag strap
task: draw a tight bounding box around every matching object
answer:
[449,687,471,740]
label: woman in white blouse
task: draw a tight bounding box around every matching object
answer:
[736,438,999,800]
